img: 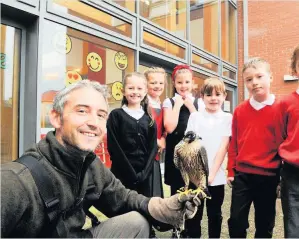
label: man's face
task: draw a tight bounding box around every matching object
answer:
[51,87,108,152]
[243,64,272,102]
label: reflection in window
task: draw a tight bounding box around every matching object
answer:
[40,20,135,131]
[143,31,185,59]
[193,72,209,98]
[221,0,236,64]
[190,0,219,56]
[139,64,173,101]
[108,0,136,13]
[224,89,233,113]
[0,24,21,163]
[52,0,132,38]
[192,53,218,73]
[223,67,236,80]
[140,0,187,39]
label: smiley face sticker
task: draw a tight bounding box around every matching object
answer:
[111,81,123,101]
[86,52,103,72]
[52,32,72,54]
[114,52,128,70]
[65,70,82,87]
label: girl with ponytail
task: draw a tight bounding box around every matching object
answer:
[107,72,157,197]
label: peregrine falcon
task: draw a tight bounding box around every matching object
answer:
[174,131,211,200]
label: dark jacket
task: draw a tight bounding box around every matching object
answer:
[1,132,150,238]
[107,108,157,196]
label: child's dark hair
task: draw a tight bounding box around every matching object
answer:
[122,72,154,127]
[200,77,227,96]
[291,45,299,75]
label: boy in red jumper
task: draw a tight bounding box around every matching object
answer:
[276,45,299,238]
[227,57,281,238]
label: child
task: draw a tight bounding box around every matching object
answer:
[276,45,299,238]
[107,72,157,197]
[144,67,167,198]
[227,57,281,238]
[185,77,232,238]
[163,64,204,237]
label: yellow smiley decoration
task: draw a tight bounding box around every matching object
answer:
[114,52,128,70]
[53,32,72,54]
[65,70,82,87]
[86,52,103,72]
[111,81,123,101]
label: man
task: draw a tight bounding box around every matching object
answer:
[1,80,199,238]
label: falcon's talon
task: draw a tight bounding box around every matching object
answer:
[192,188,212,200]
[176,189,192,202]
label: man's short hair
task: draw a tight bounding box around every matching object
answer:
[52,79,109,114]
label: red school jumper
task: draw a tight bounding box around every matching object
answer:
[227,99,281,177]
[276,91,299,167]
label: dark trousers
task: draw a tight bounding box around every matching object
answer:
[171,184,225,238]
[281,163,299,238]
[228,171,280,238]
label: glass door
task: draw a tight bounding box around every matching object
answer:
[0,24,21,163]
[223,85,236,114]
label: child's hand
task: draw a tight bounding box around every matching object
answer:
[208,175,214,185]
[157,137,166,151]
[227,177,234,188]
[183,97,197,113]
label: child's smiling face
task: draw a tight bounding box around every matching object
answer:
[147,73,165,99]
[203,89,226,113]
[123,75,147,107]
[174,72,193,97]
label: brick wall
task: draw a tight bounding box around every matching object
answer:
[238,1,299,102]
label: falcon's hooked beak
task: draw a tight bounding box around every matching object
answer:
[183,131,201,143]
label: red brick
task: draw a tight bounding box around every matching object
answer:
[238,1,299,103]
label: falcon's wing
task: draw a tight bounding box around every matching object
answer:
[173,141,183,169]
[198,144,209,177]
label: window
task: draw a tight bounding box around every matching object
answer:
[140,0,187,39]
[143,30,185,59]
[193,72,209,97]
[52,0,132,38]
[1,24,21,163]
[190,0,219,56]
[109,0,136,13]
[223,66,236,80]
[40,20,135,133]
[224,89,233,113]
[221,0,236,64]
[192,53,218,73]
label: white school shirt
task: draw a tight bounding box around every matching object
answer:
[185,109,232,186]
[147,95,161,109]
[249,94,275,110]
[122,105,145,120]
[162,93,205,112]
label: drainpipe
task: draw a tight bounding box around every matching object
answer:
[243,0,249,99]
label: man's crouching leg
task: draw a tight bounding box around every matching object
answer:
[90,211,150,238]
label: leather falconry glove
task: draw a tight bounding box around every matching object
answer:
[148,192,201,229]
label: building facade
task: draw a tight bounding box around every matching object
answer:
[237,0,299,103]
[1,0,238,165]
